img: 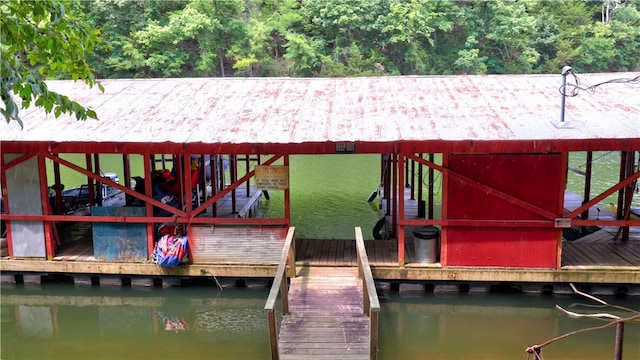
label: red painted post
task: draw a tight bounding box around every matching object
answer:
[284,155,290,221]
[144,154,154,259]
[428,153,435,220]
[440,153,448,268]
[38,154,55,259]
[398,153,405,267]
[52,154,63,215]
[391,152,397,238]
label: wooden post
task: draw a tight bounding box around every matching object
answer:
[581,151,593,236]
[287,229,296,278]
[93,154,101,206]
[183,154,192,214]
[614,322,624,360]
[245,154,251,198]
[211,154,219,216]
[123,154,131,196]
[264,226,295,360]
[284,155,290,221]
[398,153,405,267]
[418,153,423,207]
[52,154,63,215]
[622,151,635,240]
[440,153,448,268]
[428,153,434,220]
[85,154,94,206]
[144,154,154,259]
[409,156,415,199]
[38,154,54,259]
[355,227,380,360]
[267,309,279,360]
[391,152,398,238]
[231,155,237,213]
[370,310,379,360]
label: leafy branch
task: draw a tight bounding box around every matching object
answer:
[1,0,103,128]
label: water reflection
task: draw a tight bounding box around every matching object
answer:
[1,283,638,360]
[378,292,640,360]
[1,283,272,360]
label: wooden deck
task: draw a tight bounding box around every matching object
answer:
[562,229,640,267]
[49,232,640,269]
[34,188,640,270]
[278,266,370,360]
[2,187,639,285]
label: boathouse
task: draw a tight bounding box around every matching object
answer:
[1,73,639,290]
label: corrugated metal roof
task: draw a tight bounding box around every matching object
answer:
[2,74,639,149]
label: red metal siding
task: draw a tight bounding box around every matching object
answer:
[445,154,563,268]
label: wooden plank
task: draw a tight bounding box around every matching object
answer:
[329,239,338,266]
[343,239,355,264]
[296,238,309,263]
[189,225,286,264]
[303,239,318,262]
[320,239,332,265]
[49,224,640,271]
[277,265,371,359]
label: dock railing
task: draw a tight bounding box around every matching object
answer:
[355,226,381,360]
[264,226,296,360]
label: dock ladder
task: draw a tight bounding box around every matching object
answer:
[265,227,380,359]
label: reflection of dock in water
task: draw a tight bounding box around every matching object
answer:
[1,289,269,340]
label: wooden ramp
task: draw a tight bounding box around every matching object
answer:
[278,267,370,360]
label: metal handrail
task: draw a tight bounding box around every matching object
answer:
[264,227,296,360]
[355,226,381,360]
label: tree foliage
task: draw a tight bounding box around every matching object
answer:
[14,0,640,81]
[3,0,639,128]
[1,0,103,127]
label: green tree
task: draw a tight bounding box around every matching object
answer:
[83,0,249,78]
[243,0,303,76]
[376,0,457,74]
[1,0,102,128]
[81,0,188,78]
[457,0,540,74]
[294,0,390,76]
[574,1,640,72]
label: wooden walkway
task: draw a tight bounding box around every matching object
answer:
[278,266,370,360]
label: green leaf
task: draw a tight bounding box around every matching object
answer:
[1,0,101,126]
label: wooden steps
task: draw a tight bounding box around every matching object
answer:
[278,267,370,360]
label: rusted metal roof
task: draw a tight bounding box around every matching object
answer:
[2,74,639,153]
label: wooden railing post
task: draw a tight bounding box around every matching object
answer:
[355,227,381,360]
[264,227,296,360]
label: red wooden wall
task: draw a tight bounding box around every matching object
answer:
[445,154,564,268]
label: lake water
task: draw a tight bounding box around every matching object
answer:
[1,282,639,360]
